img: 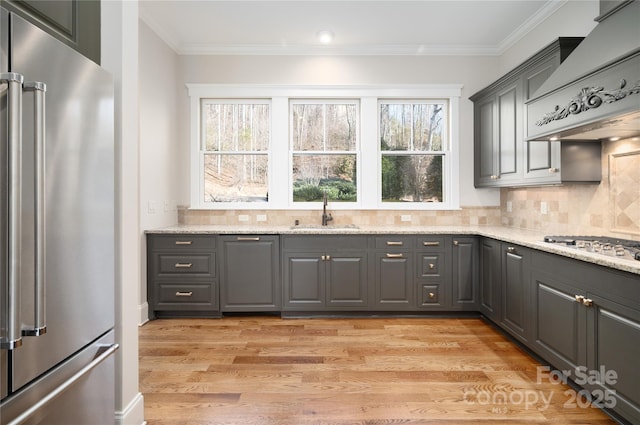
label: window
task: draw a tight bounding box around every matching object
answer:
[290,101,359,203]
[200,100,270,204]
[379,101,447,204]
[188,85,461,210]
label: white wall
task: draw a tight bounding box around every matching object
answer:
[101,1,145,424]
[177,54,503,207]
[139,21,183,321]
[499,0,599,74]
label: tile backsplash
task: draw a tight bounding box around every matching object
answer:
[179,206,502,227]
[501,138,640,239]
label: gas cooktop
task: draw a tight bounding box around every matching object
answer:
[543,236,640,262]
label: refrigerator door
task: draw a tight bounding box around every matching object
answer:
[8,13,115,392]
[1,330,118,425]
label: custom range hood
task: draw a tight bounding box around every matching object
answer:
[526,0,640,142]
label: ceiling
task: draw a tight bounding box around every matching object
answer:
[138,0,574,56]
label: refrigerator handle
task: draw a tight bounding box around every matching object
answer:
[23,81,47,337]
[0,72,24,350]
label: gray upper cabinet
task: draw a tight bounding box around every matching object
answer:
[2,0,101,64]
[220,235,280,312]
[471,38,586,188]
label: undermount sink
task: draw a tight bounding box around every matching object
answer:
[289,224,359,230]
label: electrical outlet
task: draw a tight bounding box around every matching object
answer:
[400,215,412,222]
[148,200,157,214]
[506,201,512,213]
[238,214,249,222]
[256,214,267,222]
[541,201,548,215]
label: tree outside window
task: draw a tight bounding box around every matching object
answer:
[380,101,447,203]
[201,101,270,203]
[291,101,358,202]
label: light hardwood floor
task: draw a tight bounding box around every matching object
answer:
[139,316,617,424]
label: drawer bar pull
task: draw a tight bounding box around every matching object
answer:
[174,263,193,268]
[175,291,193,297]
[386,253,404,258]
[175,241,193,245]
[237,237,260,241]
[386,241,403,246]
[423,241,440,246]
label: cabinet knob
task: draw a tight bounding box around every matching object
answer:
[490,174,500,180]
[548,167,558,173]
[321,255,331,261]
[174,262,193,268]
[428,292,436,299]
[575,295,585,303]
[453,240,459,246]
[428,263,435,270]
[506,247,516,254]
[582,298,593,307]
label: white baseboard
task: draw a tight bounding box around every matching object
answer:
[139,302,149,325]
[115,392,145,425]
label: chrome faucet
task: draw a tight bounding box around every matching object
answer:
[322,191,333,226]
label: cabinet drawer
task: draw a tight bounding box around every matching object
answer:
[149,234,216,251]
[374,236,414,249]
[420,284,442,306]
[416,236,446,250]
[418,253,443,278]
[157,254,215,275]
[157,284,214,304]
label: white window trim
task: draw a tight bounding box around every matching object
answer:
[187,84,462,210]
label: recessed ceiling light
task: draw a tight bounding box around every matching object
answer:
[317,30,334,44]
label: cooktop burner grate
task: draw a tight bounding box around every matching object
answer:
[543,236,640,261]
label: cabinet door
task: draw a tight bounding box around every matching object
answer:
[587,294,640,424]
[326,253,368,308]
[474,96,498,187]
[220,236,280,311]
[373,252,413,309]
[4,0,101,63]
[282,253,324,309]
[501,244,530,342]
[452,238,478,309]
[495,81,523,184]
[479,238,501,320]
[531,270,587,373]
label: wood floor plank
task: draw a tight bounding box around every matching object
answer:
[139,316,617,424]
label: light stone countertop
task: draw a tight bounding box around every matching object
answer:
[146,224,640,275]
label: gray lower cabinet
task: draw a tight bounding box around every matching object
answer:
[282,235,368,311]
[452,237,478,309]
[479,238,501,321]
[146,234,219,319]
[500,243,531,343]
[372,236,414,309]
[416,236,451,309]
[530,251,640,424]
[220,235,280,312]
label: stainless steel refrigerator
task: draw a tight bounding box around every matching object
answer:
[1,7,117,424]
